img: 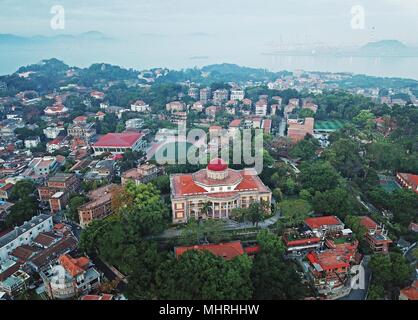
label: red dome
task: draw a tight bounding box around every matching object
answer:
[207,158,228,171]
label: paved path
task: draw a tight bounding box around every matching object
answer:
[339,256,371,301]
[155,211,282,240]
[278,117,286,137]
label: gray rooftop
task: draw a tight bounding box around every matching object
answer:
[0,214,52,249]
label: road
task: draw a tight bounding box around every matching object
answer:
[278,117,286,137]
[339,256,371,301]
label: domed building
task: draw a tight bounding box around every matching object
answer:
[170,158,272,224]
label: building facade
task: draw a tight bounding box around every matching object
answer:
[0,214,53,261]
[78,184,118,228]
[170,158,271,224]
[92,132,146,155]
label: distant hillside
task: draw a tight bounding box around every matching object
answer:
[157,63,291,84]
[358,40,418,57]
[17,58,70,74]
[0,31,113,46]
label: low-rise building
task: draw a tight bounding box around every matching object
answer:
[121,163,163,185]
[92,132,146,155]
[130,100,150,113]
[255,99,268,117]
[0,214,53,261]
[175,241,245,260]
[43,126,64,139]
[396,172,418,194]
[166,101,186,113]
[42,254,101,300]
[304,216,345,237]
[67,122,96,141]
[359,216,392,254]
[78,184,118,228]
[191,101,205,112]
[230,89,245,101]
[25,156,60,178]
[213,89,229,105]
[24,136,41,149]
[287,118,314,143]
[44,103,69,117]
[399,280,418,301]
[0,183,13,201]
[170,158,272,224]
[188,88,200,100]
[83,160,115,182]
[125,118,144,131]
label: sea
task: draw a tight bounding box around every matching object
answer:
[1,41,418,80]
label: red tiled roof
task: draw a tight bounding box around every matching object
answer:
[229,119,241,127]
[175,241,245,260]
[359,216,378,230]
[305,216,342,230]
[400,281,418,300]
[172,169,270,197]
[173,175,207,195]
[0,183,13,191]
[307,251,350,271]
[59,254,90,277]
[285,237,321,247]
[93,132,144,148]
[397,172,418,191]
[33,232,58,247]
[244,245,261,255]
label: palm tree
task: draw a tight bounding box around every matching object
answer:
[201,201,212,219]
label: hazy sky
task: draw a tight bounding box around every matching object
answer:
[1,0,418,79]
[1,0,417,46]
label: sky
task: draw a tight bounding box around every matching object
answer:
[0,0,417,46]
[0,0,418,78]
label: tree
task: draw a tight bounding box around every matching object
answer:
[151,175,170,194]
[9,180,36,202]
[232,201,268,227]
[299,161,341,192]
[155,250,253,300]
[299,108,315,119]
[353,110,375,128]
[324,138,364,180]
[279,199,311,227]
[251,230,307,300]
[344,215,367,241]
[5,180,39,229]
[179,219,230,245]
[125,241,163,300]
[368,284,385,300]
[312,188,361,220]
[368,253,413,299]
[289,136,319,161]
[67,195,88,223]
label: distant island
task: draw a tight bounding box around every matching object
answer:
[0,31,113,46]
[263,40,418,58]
